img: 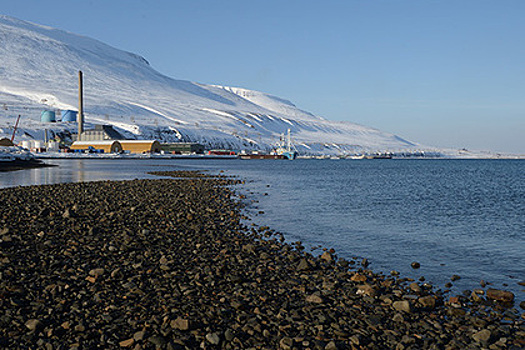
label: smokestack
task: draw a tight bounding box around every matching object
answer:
[78,70,84,140]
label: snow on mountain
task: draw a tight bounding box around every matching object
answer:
[0,15,421,155]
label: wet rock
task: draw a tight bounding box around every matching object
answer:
[471,291,484,303]
[486,288,515,302]
[480,280,487,287]
[320,251,333,262]
[451,275,461,281]
[409,282,422,294]
[418,296,436,309]
[411,262,420,269]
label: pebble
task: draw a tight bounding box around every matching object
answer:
[393,301,412,313]
[472,329,491,343]
[205,333,220,345]
[486,288,515,302]
[410,261,420,269]
[25,319,42,331]
[119,338,134,347]
[451,274,461,281]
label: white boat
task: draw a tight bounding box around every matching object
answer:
[275,129,298,160]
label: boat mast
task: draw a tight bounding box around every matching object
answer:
[287,129,291,152]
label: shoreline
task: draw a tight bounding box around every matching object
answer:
[0,172,523,349]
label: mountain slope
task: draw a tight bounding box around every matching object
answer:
[0,15,420,154]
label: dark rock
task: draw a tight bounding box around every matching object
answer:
[171,317,190,331]
[411,262,420,269]
[486,288,515,302]
[393,301,412,313]
[25,319,42,331]
[206,333,220,345]
[148,335,167,347]
[472,329,491,343]
[296,258,310,271]
[409,282,422,294]
[280,337,294,350]
[418,296,436,309]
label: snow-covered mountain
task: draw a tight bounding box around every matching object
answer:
[0,15,422,155]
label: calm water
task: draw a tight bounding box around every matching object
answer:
[1,159,523,301]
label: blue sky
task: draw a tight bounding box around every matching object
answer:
[3,0,524,153]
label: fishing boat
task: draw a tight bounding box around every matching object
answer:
[240,129,298,160]
[239,153,287,160]
[349,154,365,160]
[364,153,393,159]
[275,129,298,160]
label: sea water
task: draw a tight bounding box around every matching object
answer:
[0,158,523,302]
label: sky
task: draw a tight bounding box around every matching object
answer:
[2,0,524,154]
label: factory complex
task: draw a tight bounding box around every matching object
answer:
[8,71,205,156]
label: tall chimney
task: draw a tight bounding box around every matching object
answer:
[78,70,84,140]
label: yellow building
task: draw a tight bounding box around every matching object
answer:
[70,140,123,153]
[119,140,161,154]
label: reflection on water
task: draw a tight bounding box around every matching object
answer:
[0,159,183,188]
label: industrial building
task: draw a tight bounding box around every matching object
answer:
[119,140,161,154]
[160,143,204,154]
[66,71,161,155]
[70,140,123,153]
[78,124,126,141]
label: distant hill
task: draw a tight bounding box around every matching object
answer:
[0,15,421,155]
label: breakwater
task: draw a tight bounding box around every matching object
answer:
[0,171,523,349]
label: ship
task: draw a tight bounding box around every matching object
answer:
[240,129,298,160]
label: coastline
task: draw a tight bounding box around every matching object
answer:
[0,172,522,349]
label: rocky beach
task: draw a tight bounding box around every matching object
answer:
[0,171,523,349]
